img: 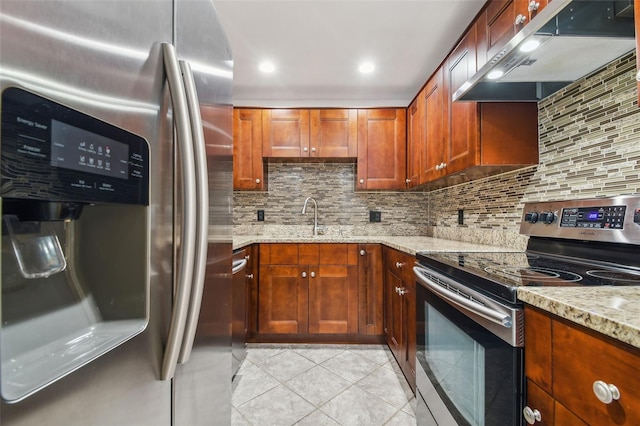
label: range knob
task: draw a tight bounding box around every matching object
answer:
[540,212,556,224]
[525,212,539,223]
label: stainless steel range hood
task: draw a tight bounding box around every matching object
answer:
[453,0,636,102]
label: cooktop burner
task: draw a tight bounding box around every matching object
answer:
[483,266,583,283]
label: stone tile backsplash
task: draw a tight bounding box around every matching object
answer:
[234,52,640,249]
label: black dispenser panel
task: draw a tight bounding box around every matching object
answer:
[1,87,149,205]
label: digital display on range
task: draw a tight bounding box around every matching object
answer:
[50,120,129,179]
[561,206,626,229]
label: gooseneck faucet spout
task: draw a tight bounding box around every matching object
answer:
[301,197,318,236]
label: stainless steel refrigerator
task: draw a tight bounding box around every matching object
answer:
[0,1,233,425]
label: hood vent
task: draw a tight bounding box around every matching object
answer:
[453,0,636,102]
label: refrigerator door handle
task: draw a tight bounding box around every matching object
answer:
[177,60,209,364]
[160,43,197,381]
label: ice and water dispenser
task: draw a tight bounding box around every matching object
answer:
[0,88,150,402]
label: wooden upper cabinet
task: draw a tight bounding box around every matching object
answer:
[406,91,424,189]
[356,108,407,190]
[262,109,310,157]
[233,109,265,190]
[422,67,445,184]
[484,0,549,61]
[444,23,479,175]
[309,109,357,158]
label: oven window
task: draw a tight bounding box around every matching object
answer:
[427,303,485,425]
[416,284,523,426]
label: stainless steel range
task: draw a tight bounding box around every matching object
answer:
[414,195,640,426]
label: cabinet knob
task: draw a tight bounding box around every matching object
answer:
[359,178,365,184]
[515,14,527,25]
[360,250,366,256]
[311,147,316,152]
[303,147,308,152]
[522,406,542,424]
[593,380,620,404]
[395,261,405,269]
[310,271,316,278]
[255,178,261,184]
[405,178,411,184]
[397,287,407,296]
[527,1,540,12]
[442,162,447,169]
[395,286,401,294]
[302,272,307,278]
[246,273,254,279]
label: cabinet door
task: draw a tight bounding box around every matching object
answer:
[357,244,383,336]
[422,67,445,184]
[525,380,555,426]
[309,109,357,158]
[246,245,259,337]
[444,23,479,175]
[385,265,404,358]
[233,109,264,190]
[406,93,423,189]
[485,1,530,60]
[262,109,310,157]
[258,265,308,334]
[308,265,358,334]
[403,279,416,392]
[356,108,407,190]
[525,307,552,394]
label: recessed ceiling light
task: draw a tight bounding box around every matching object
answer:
[487,70,505,80]
[519,39,541,53]
[358,62,375,74]
[259,61,275,73]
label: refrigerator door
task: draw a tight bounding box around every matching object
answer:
[173,0,234,424]
[0,1,173,425]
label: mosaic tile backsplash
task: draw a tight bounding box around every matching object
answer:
[234,52,640,249]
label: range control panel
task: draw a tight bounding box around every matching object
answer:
[520,196,640,244]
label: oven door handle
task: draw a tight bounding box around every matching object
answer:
[413,266,513,328]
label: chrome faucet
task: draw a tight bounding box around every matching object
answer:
[301,196,319,236]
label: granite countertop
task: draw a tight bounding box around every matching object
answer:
[518,286,640,350]
[233,235,512,255]
[233,234,640,350]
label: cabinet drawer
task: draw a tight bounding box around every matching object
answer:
[383,248,414,284]
[553,320,640,425]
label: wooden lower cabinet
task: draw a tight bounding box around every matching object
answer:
[383,246,416,391]
[524,306,640,425]
[255,243,381,342]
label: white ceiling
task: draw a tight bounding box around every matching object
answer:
[214,0,486,108]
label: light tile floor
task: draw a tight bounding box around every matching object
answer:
[232,344,416,426]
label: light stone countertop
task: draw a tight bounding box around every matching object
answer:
[518,286,640,350]
[233,234,640,350]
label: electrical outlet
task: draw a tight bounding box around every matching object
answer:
[458,209,464,225]
[257,210,265,221]
[369,210,382,223]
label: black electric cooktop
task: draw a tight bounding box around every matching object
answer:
[416,250,640,305]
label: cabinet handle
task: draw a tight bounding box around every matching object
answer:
[528,1,540,12]
[396,262,405,269]
[246,274,254,279]
[522,406,542,424]
[593,380,620,404]
[303,147,308,152]
[360,250,366,256]
[359,178,365,184]
[255,178,261,184]
[302,272,307,278]
[310,271,316,278]
[311,147,316,152]
[515,14,527,25]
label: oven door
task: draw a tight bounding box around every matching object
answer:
[415,275,524,426]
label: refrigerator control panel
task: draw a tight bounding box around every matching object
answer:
[1,87,149,205]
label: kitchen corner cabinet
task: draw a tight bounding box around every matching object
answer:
[524,306,640,425]
[383,246,416,391]
[357,244,384,336]
[356,108,407,190]
[257,243,358,337]
[233,109,265,190]
[406,90,423,189]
